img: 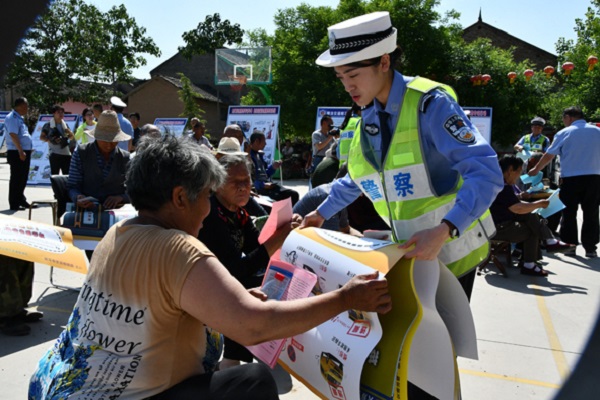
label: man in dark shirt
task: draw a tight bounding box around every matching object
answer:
[249,130,299,205]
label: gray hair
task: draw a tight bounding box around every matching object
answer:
[140,123,161,138]
[218,153,252,175]
[223,124,242,135]
[126,135,226,211]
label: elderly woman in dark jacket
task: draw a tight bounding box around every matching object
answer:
[199,153,301,370]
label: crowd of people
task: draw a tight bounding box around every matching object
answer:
[1,9,599,400]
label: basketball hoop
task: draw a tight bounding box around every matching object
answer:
[230,75,247,92]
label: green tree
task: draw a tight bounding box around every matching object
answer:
[447,38,553,147]
[95,4,161,88]
[177,73,205,129]
[546,0,600,124]
[5,0,160,112]
[242,0,460,137]
[179,13,244,59]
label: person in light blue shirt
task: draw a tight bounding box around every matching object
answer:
[110,96,133,151]
[5,97,33,210]
[529,106,600,258]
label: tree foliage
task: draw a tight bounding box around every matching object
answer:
[547,0,600,125]
[242,0,458,137]
[179,13,244,59]
[5,0,160,112]
[446,38,553,147]
[177,73,205,129]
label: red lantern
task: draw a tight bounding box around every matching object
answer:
[543,65,555,78]
[507,71,517,84]
[481,74,491,85]
[524,69,534,82]
[587,55,598,71]
[562,61,575,75]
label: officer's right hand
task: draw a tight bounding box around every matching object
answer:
[299,210,325,229]
[18,150,26,161]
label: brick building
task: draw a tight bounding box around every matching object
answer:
[462,11,557,69]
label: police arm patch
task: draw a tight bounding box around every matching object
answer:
[443,115,476,144]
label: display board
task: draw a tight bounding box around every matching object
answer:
[153,118,188,137]
[226,105,280,164]
[462,107,493,144]
[28,114,78,185]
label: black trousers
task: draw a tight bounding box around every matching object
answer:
[0,255,34,319]
[151,363,278,400]
[257,183,299,205]
[49,153,71,175]
[493,213,543,263]
[7,150,31,209]
[560,175,600,252]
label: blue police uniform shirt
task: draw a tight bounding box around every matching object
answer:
[318,70,503,234]
[116,113,133,151]
[546,119,600,177]
[5,109,32,151]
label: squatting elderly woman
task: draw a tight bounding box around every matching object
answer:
[29,135,391,399]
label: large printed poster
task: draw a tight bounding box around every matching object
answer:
[463,107,492,144]
[227,106,280,165]
[153,118,188,137]
[0,111,9,151]
[28,114,79,185]
[315,107,350,131]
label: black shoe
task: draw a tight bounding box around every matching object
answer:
[585,251,597,258]
[16,310,43,323]
[9,206,26,211]
[521,265,548,276]
[21,202,38,209]
[545,241,576,254]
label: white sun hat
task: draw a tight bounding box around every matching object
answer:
[216,137,247,156]
[316,11,397,67]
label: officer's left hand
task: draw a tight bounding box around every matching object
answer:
[398,224,450,260]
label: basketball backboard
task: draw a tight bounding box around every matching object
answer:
[215,47,272,86]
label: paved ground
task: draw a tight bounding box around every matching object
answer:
[0,158,599,399]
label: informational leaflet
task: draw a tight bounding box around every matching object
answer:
[0,215,88,274]
[28,114,78,185]
[275,228,477,400]
[257,198,292,244]
[153,118,188,137]
[227,106,280,165]
[534,189,566,218]
[247,258,317,368]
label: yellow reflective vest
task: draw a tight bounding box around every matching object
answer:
[347,77,494,277]
[339,116,360,167]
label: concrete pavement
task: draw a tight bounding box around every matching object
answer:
[0,157,599,399]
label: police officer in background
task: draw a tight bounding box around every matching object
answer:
[301,13,503,398]
[514,117,550,153]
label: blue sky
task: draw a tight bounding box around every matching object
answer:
[89,0,593,79]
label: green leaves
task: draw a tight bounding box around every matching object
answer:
[179,13,244,59]
[5,0,160,112]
